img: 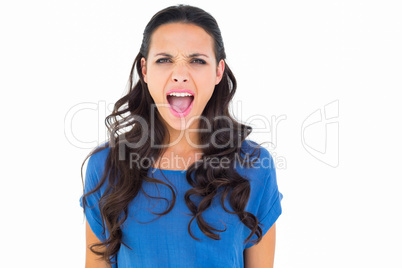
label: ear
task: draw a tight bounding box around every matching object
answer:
[215,59,225,85]
[141,57,147,83]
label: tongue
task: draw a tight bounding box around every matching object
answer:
[168,96,193,113]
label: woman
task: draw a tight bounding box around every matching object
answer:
[80,4,283,268]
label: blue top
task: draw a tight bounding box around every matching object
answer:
[80,140,283,267]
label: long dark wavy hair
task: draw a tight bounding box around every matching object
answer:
[81,4,264,264]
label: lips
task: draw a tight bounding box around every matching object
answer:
[166,89,195,96]
[166,89,195,117]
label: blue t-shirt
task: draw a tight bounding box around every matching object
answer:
[80,140,283,267]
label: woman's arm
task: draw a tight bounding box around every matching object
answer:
[244,223,276,268]
[85,220,111,268]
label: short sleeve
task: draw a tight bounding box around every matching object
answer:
[244,147,283,249]
[79,147,109,242]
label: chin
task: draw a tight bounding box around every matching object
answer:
[163,111,201,132]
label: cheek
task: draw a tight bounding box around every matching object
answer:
[195,82,216,106]
[146,70,168,101]
[194,70,216,96]
[146,82,163,103]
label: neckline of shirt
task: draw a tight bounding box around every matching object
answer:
[149,166,188,174]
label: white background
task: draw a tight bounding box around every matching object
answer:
[1,0,401,267]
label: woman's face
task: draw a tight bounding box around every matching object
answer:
[141,23,225,133]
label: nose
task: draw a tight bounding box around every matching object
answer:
[171,64,189,83]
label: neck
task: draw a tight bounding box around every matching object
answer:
[151,123,204,170]
[163,125,201,154]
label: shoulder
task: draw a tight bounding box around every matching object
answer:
[85,142,111,186]
[236,139,279,204]
[87,142,110,171]
[240,139,273,159]
[237,139,275,179]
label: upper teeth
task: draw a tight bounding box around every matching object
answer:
[169,92,193,97]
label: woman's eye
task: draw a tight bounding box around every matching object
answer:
[156,58,206,64]
[192,59,206,64]
[156,58,171,63]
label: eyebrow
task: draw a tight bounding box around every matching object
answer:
[154,52,209,58]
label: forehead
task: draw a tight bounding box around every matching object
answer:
[148,23,215,57]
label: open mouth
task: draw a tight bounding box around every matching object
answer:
[166,91,195,117]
